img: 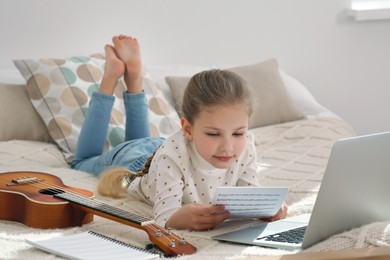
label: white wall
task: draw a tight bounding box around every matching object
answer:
[1,0,389,135]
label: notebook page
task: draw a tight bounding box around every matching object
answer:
[26,231,159,260]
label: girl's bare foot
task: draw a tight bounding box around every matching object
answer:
[112,35,143,93]
[100,44,125,95]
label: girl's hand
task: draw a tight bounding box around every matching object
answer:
[260,202,288,222]
[165,203,230,231]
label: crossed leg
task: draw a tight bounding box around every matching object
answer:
[99,35,143,95]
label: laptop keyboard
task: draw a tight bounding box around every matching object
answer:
[257,226,307,244]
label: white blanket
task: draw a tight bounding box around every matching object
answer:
[1,117,389,259]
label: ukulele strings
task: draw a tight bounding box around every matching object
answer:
[17,175,184,243]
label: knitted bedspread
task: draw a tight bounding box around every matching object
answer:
[1,117,389,259]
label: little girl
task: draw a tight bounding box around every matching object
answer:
[71,35,288,231]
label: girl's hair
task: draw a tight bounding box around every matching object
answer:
[181,69,253,124]
[97,152,155,198]
[97,69,252,198]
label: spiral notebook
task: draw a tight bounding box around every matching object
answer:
[26,231,160,260]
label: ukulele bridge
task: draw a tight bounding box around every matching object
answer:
[7,176,43,186]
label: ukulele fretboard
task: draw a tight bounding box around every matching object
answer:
[55,191,154,226]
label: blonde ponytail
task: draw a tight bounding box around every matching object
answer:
[97,152,156,198]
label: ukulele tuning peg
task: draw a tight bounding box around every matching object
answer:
[165,228,172,235]
[169,239,176,247]
[155,230,162,237]
[179,238,186,245]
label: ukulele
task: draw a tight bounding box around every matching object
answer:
[0,171,197,257]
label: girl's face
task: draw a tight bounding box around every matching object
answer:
[181,103,249,169]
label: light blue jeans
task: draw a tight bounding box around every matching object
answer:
[71,92,164,176]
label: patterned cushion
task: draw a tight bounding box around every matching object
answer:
[14,54,180,161]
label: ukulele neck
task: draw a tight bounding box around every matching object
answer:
[54,192,154,227]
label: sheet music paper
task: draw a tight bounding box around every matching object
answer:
[213,186,288,219]
[26,231,160,260]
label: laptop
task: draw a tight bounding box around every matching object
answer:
[213,131,390,250]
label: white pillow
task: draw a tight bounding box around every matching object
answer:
[279,70,337,118]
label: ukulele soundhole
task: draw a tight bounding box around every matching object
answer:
[40,188,65,195]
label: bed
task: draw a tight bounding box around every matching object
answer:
[0,56,389,259]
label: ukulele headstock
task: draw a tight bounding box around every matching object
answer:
[143,223,197,257]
